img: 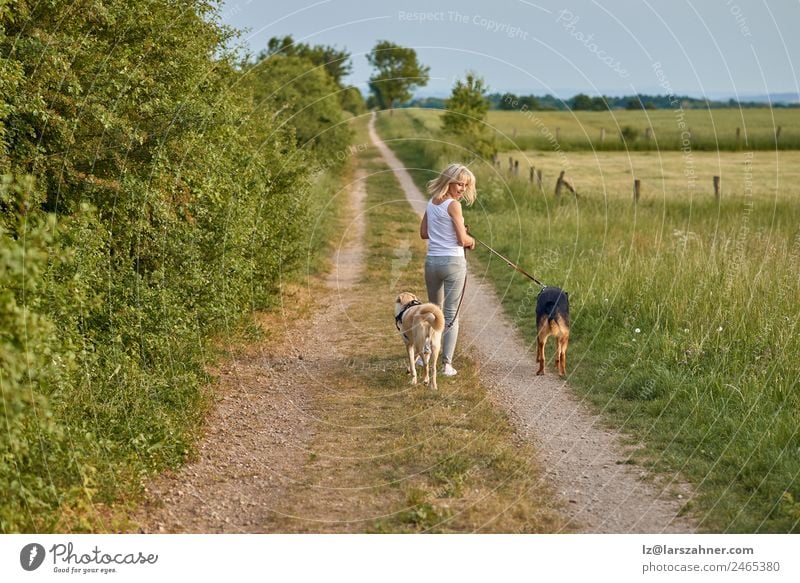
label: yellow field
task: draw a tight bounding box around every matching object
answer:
[490,149,800,202]
[488,108,800,147]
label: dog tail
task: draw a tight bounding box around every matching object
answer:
[548,315,570,336]
[423,309,445,333]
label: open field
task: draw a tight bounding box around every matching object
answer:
[377,109,800,532]
[401,107,800,151]
[488,149,800,203]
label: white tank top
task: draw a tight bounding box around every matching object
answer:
[426,198,464,257]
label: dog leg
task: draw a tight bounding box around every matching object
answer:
[430,333,441,390]
[536,328,547,375]
[536,316,548,375]
[557,331,569,376]
[407,345,418,385]
[536,338,546,375]
[422,348,430,385]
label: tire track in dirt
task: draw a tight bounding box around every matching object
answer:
[134,171,368,532]
[369,112,696,533]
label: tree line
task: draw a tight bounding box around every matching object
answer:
[406,92,799,110]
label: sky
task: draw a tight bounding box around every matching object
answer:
[219,0,800,100]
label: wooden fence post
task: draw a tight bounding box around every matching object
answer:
[644,127,652,141]
[600,128,606,143]
[776,126,782,140]
[736,127,741,140]
[508,157,513,173]
[513,160,519,176]
[555,127,561,142]
[529,166,535,183]
[713,176,721,199]
[634,179,641,203]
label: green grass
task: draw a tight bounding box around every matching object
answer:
[376,109,800,533]
[400,107,800,151]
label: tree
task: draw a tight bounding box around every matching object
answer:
[249,54,353,168]
[263,36,363,118]
[339,86,367,116]
[628,97,657,110]
[518,95,541,110]
[441,72,495,159]
[366,40,429,111]
[497,92,518,110]
[569,93,608,111]
[264,35,352,86]
[442,72,490,134]
[570,93,594,110]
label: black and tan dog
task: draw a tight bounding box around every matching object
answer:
[535,286,570,377]
[395,292,445,390]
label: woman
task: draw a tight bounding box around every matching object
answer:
[419,163,477,377]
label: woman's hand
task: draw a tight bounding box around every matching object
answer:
[462,223,475,249]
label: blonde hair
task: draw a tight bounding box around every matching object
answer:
[426,163,477,205]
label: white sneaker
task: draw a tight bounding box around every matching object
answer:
[442,363,457,377]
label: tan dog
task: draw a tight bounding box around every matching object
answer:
[395,292,445,390]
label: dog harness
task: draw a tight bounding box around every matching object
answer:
[395,299,422,341]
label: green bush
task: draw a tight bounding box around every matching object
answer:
[1,0,350,531]
[247,54,354,170]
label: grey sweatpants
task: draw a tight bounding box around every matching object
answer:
[424,255,467,365]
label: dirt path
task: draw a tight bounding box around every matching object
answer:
[135,116,694,534]
[134,171,368,533]
[369,113,696,533]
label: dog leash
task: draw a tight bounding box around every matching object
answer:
[408,229,541,333]
[446,229,545,331]
[420,231,546,335]
[467,227,547,289]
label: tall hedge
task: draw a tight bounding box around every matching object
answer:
[0,0,345,532]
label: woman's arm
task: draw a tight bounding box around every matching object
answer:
[447,200,475,249]
[419,211,429,239]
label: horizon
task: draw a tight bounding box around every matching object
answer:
[407,88,800,103]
